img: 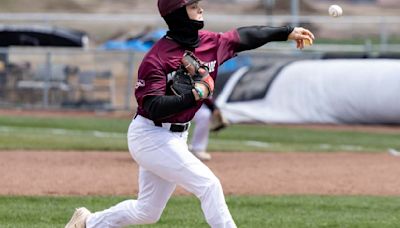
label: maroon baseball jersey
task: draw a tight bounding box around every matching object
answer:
[135,29,240,123]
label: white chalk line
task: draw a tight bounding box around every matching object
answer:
[0,126,124,138]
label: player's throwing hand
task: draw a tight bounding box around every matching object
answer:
[288,27,315,49]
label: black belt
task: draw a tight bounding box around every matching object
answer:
[153,121,190,132]
[134,114,189,132]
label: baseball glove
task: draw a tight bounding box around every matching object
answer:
[170,51,214,98]
[169,67,194,96]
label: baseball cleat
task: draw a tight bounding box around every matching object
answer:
[388,148,400,157]
[65,207,91,228]
[193,151,212,161]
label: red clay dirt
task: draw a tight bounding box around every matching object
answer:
[2,109,400,196]
[1,150,400,196]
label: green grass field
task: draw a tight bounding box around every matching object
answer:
[1,114,400,227]
[1,115,400,152]
[1,195,400,228]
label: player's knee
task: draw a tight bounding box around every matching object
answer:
[137,210,162,224]
[143,213,162,224]
[201,176,223,196]
[135,204,163,224]
[210,176,222,189]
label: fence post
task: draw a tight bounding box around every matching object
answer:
[43,51,52,108]
[379,17,388,52]
[291,0,299,27]
[125,51,135,111]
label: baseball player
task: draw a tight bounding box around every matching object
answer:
[65,0,314,227]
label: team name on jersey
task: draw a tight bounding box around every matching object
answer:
[167,60,217,82]
[204,60,216,73]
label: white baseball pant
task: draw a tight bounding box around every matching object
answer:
[190,104,212,153]
[86,115,236,228]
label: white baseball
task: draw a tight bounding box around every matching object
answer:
[329,5,343,17]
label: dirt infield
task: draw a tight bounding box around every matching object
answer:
[2,151,400,196]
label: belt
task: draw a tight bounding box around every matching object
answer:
[135,114,190,133]
[153,121,190,132]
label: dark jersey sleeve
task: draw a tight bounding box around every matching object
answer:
[236,25,294,52]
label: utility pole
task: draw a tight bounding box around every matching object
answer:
[263,0,275,26]
[291,0,299,27]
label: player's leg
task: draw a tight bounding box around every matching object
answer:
[178,156,236,228]
[83,118,178,228]
[190,104,212,160]
[86,167,176,228]
[135,130,236,228]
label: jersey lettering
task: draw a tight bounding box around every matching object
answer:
[205,61,216,73]
[166,60,217,82]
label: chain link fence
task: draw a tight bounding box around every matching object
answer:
[0,48,144,111]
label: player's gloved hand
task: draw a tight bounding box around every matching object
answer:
[288,27,315,49]
[170,66,195,96]
[181,51,214,99]
[170,51,214,100]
